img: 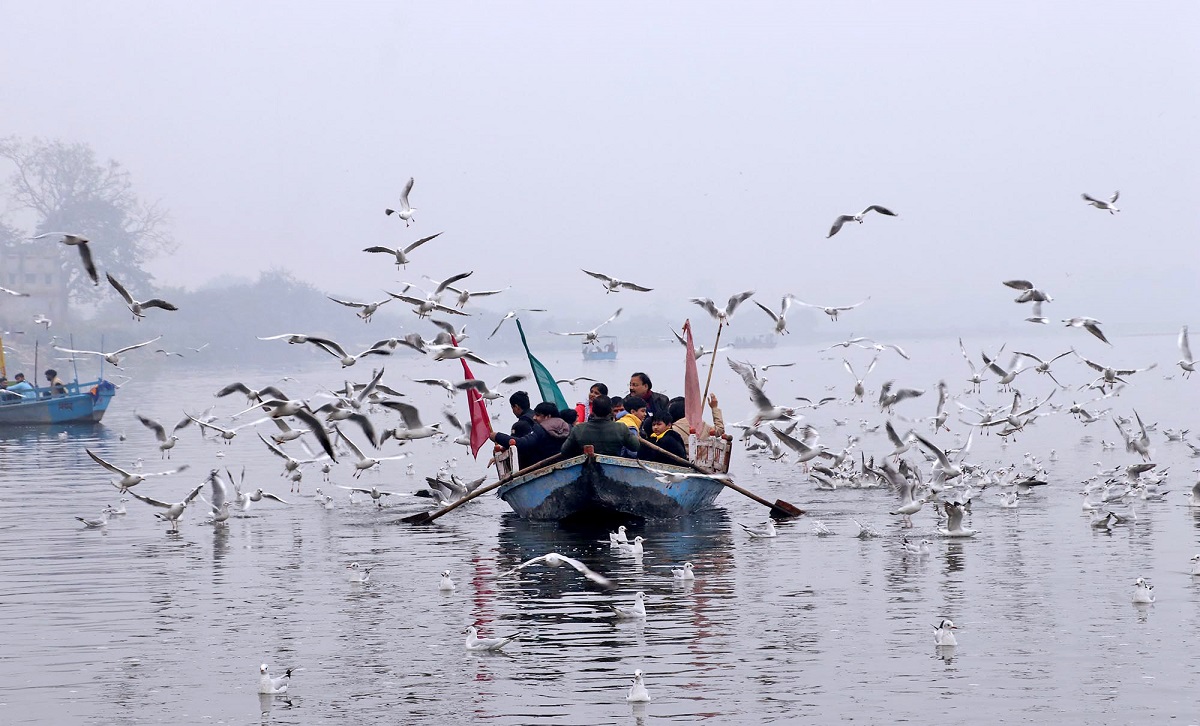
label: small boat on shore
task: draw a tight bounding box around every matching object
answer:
[494,438,733,521]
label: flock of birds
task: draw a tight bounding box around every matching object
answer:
[7,181,1196,710]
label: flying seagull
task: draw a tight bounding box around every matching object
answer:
[691,290,756,325]
[1081,191,1119,214]
[826,205,898,238]
[53,336,162,368]
[1063,316,1111,345]
[550,308,622,345]
[363,232,442,268]
[327,295,392,323]
[793,298,870,322]
[30,232,98,285]
[384,176,418,225]
[106,273,179,320]
[580,269,653,294]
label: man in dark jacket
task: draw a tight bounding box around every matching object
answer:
[507,390,536,437]
[493,402,570,469]
[560,395,640,457]
[629,372,670,437]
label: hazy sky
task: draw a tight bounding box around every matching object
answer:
[2,1,1197,336]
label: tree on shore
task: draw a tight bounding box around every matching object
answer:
[0,137,174,304]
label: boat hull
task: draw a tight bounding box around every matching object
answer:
[498,454,724,521]
[0,381,116,425]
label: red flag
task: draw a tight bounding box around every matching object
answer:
[454,337,494,458]
[683,320,703,430]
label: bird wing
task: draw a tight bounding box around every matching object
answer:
[432,270,473,296]
[305,336,348,359]
[87,448,130,476]
[335,427,368,461]
[106,273,135,305]
[257,432,292,460]
[113,336,164,355]
[342,413,379,448]
[398,176,414,208]
[771,425,812,455]
[1109,190,1119,203]
[140,299,178,311]
[76,241,99,284]
[724,290,756,317]
[843,359,858,380]
[1072,351,1105,373]
[746,380,774,412]
[182,483,205,505]
[617,281,653,292]
[837,299,870,311]
[363,245,399,255]
[1081,193,1102,204]
[689,298,722,320]
[596,308,623,330]
[865,356,879,376]
[402,231,442,255]
[581,269,615,284]
[384,400,424,430]
[913,433,952,469]
[293,409,338,461]
[827,215,853,237]
[754,300,780,322]
[885,420,905,448]
[1003,280,1034,291]
[128,490,172,509]
[1180,326,1193,362]
[136,414,167,442]
[1083,323,1110,345]
[863,205,897,217]
[1013,351,1045,365]
[558,554,614,588]
[328,296,366,309]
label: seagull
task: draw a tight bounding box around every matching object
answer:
[1132,577,1155,604]
[612,591,648,619]
[636,460,732,485]
[608,525,629,545]
[884,420,916,459]
[32,313,52,329]
[739,520,777,538]
[438,570,456,592]
[938,502,977,538]
[363,231,442,268]
[1063,317,1111,345]
[913,432,965,480]
[214,382,290,405]
[0,284,29,297]
[384,176,418,225]
[464,626,524,652]
[1191,555,1200,577]
[487,309,548,340]
[878,380,925,412]
[30,232,98,284]
[550,308,623,345]
[980,350,1026,391]
[691,290,756,325]
[336,429,409,477]
[843,357,878,402]
[754,295,796,335]
[617,536,646,556]
[1073,351,1157,391]
[425,344,504,366]
[127,482,205,532]
[581,269,653,294]
[1082,190,1119,214]
[327,295,392,323]
[86,448,189,491]
[826,205,898,238]
[256,433,329,477]
[1178,325,1195,378]
[337,484,409,506]
[1002,279,1052,304]
[556,376,599,388]
[933,619,958,646]
[346,562,371,583]
[1013,350,1072,388]
[105,273,178,320]
[626,669,651,702]
[379,400,442,441]
[853,339,911,360]
[388,287,471,319]
[258,664,292,695]
[75,510,112,529]
[793,298,870,322]
[135,413,194,458]
[1025,300,1049,325]
[298,336,392,368]
[671,562,696,580]
[53,336,162,368]
[256,333,317,345]
[501,552,614,588]
[773,424,827,464]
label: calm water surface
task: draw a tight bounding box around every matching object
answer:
[1,337,1198,725]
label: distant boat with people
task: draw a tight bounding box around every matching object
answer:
[582,335,618,361]
[731,334,777,349]
[0,337,118,425]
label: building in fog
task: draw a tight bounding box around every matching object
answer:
[0,243,69,332]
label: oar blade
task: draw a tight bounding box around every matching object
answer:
[769,499,805,520]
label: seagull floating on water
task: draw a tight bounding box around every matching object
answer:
[438,570,456,592]
[612,591,648,619]
[1132,577,1155,604]
[464,626,523,652]
[671,562,695,580]
[933,618,958,646]
[626,670,651,702]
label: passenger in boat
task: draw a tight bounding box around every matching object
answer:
[669,394,725,441]
[506,390,536,437]
[640,414,688,463]
[558,408,578,427]
[44,369,67,396]
[560,395,640,457]
[616,396,646,433]
[5,373,35,399]
[610,397,625,418]
[492,402,571,468]
[628,372,670,436]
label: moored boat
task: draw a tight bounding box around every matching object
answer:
[0,378,117,425]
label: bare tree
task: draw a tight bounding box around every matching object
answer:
[0,137,174,304]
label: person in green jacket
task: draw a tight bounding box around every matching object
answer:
[560,395,640,458]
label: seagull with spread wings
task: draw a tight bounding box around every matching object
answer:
[30,232,98,285]
[327,295,392,323]
[580,269,653,294]
[86,448,190,491]
[1063,316,1111,345]
[550,308,622,345]
[754,295,796,335]
[53,335,162,368]
[691,290,756,326]
[826,205,898,238]
[363,231,442,268]
[295,336,392,368]
[1178,325,1194,378]
[128,482,206,532]
[501,552,614,588]
[135,412,193,458]
[336,427,409,477]
[793,297,870,322]
[1081,190,1119,214]
[106,273,178,320]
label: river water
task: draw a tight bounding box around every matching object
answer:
[1,335,1197,725]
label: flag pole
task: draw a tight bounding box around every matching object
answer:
[699,320,724,405]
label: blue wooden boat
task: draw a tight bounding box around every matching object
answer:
[497,448,727,521]
[0,379,117,425]
[581,336,617,361]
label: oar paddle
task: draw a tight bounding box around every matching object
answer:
[637,438,804,519]
[401,453,567,525]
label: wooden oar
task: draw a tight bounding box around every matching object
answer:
[637,438,804,519]
[401,453,567,525]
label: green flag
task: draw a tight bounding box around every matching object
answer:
[514,318,570,411]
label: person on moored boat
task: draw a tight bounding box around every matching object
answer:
[5,373,35,399]
[640,414,688,464]
[44,369,67,396]
[560,395,640,458]
[492,402,571,469]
